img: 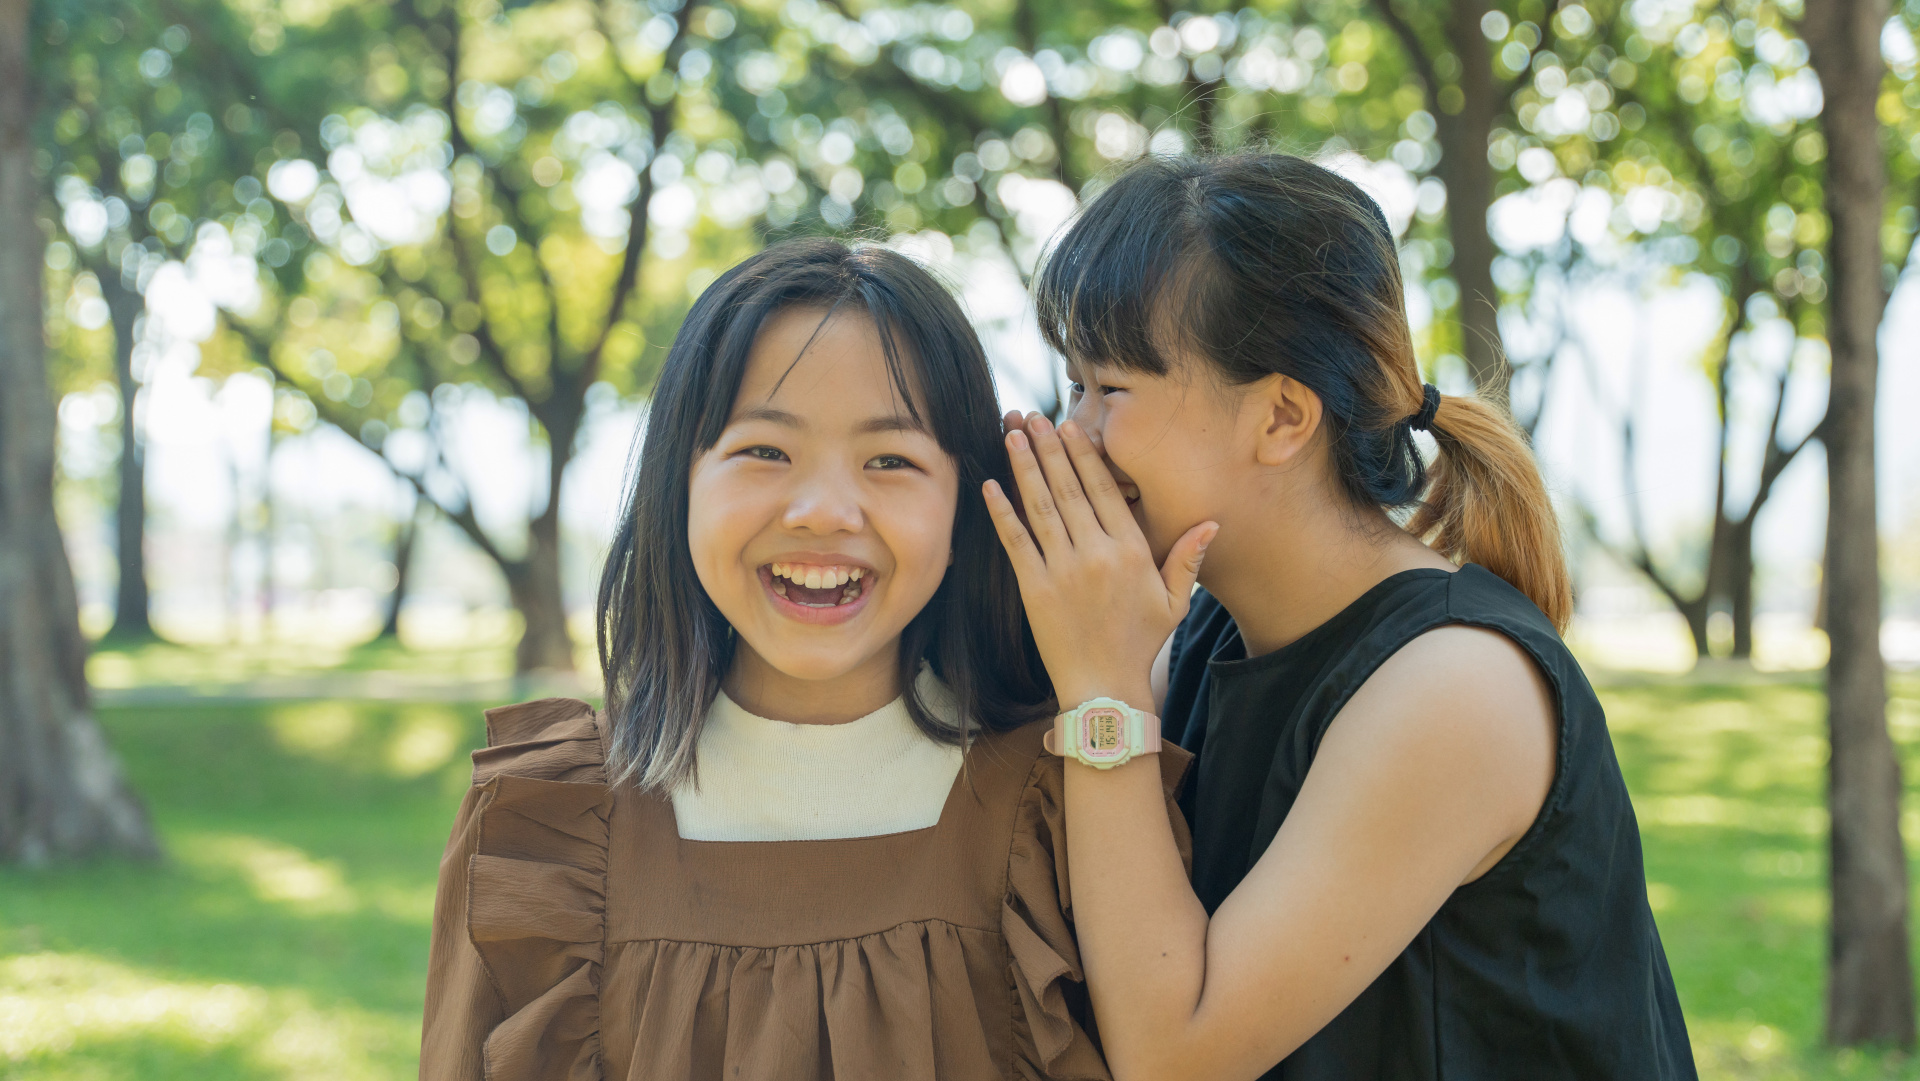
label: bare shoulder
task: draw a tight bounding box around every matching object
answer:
[1357,624,1553,727]
[1323,624,1557,861]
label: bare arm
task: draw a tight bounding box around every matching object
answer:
[984,416,1555,1080]
[1062,628,1554,1079]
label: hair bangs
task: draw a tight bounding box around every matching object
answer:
[1033,167,1213,376]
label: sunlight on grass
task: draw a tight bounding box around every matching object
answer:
[268,702,467,782]
[0,952,412,1080]
[1608,675,1920,1080]
[0,700,484,1080]
[384,711,462,778]
[271,703,362,756]
[185,836,357,913]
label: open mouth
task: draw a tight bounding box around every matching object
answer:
[765,562,867,608]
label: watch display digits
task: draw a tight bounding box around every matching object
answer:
[1044,697,1162,769]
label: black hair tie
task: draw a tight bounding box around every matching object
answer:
[1408,383,1441,432]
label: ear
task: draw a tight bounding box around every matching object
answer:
[1250,374,1324,468]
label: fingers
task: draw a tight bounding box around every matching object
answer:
[1002,409,1026,436]
[1160,521,1219,614]
[983,480,1047,579]
[1022,414,1106,543]
[1005,429,1072,557]
[1057,419,1135,536]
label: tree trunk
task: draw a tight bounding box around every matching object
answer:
[1435,0,1506,402]
[1678,595,1710,661]
[1727,516,1756,660]
[508,423,575,673]
[0,0,159,863]
[97,263,152,641]
[1803,0,1915,1047]
[506,528,571,673]
[380,496,423,639]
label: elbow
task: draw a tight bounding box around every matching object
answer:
[1104,1038,1206,1081]
[1104,1030,1302,1081]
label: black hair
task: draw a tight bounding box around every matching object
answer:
[597,237,1054,790]
[1034,153,1572,628]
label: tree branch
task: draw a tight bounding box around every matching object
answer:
[1370,0,1443,116]
[1011,0,1082,188]
[232,318,516,569]
[575,0,694,388]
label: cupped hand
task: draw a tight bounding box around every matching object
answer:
[983,412,1217,713]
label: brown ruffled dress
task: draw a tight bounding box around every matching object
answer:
[421,697,1191,1081]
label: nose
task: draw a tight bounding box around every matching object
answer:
[1064,394,1106,454]
[780,463,865,535]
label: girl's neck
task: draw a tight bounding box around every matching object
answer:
[722,642,904,725]
[1200,485,1456,659]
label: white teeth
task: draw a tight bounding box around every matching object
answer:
[768,563,870,589]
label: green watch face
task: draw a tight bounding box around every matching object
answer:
[1078,707,1128,763]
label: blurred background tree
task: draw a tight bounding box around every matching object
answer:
[2,0,157,862]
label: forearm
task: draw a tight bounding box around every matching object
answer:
[1060,682,1213,1080]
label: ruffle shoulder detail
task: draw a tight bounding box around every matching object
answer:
[467,698,612,1081]
[1003,727,1193,1080]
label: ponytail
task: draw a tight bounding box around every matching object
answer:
[1035,150,1575,630]
[1406,394,1573,630]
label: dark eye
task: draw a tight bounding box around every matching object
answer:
[867,454,916,470]
[742,445,788,462]
[1069,381,1086,396]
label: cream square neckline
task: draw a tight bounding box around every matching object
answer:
[668,670,967,842]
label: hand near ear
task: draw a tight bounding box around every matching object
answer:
[983,412,1216,713]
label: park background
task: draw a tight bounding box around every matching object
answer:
[2,0,1920,1077]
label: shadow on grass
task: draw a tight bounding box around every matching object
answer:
[0,701,488,1080]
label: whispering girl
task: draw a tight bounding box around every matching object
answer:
[420,238,1188,1080]
[988,154,1694,1080]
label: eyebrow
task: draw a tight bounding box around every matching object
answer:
[734,406,927,435]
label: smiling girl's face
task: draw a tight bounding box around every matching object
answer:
[687,305,959,702]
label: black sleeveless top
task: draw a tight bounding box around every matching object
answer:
[1163,565,1696,1080]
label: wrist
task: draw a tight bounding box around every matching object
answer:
[1056,681,1156,716]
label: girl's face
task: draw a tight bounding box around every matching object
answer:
[1064,356,1266,566]
[687,306,959,692]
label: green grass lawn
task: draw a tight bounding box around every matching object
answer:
[1,676,1918,1079]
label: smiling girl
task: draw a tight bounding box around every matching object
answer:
[986,154,1694,1080]
[420,238,1187,1081]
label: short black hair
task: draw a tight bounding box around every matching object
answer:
[597,237,1053,790]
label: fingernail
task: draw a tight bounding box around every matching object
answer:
[1009,431,1028,450]
[1059,420,1079,438]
